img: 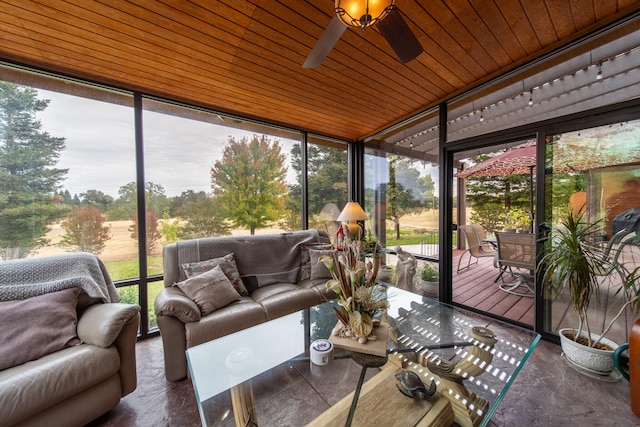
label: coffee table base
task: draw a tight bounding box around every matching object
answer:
[230,380,257,427]
[307,364,454,427]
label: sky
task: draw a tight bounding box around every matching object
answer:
[36,89,299,198]
[35,88,439,199]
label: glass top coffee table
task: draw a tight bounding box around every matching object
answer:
[186,286,540,427]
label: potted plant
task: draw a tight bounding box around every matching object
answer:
[418,263,439,297]
[539,208,640,374]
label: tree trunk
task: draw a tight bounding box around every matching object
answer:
[505,182,511,210]
[6,246,20,260]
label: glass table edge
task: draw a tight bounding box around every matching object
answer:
[186,350,209,427]
[478,332,542,426]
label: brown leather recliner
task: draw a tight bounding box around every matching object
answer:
[0,254,140,427]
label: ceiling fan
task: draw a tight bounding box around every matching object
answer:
[303,0,423,69]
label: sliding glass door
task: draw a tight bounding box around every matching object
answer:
[542,118,640,344]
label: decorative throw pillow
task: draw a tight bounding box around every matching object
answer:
[309,248,336,280]
[301,243,334,280]
[0,287,81,371]
[182,253,248,296]
[175,265,241,316]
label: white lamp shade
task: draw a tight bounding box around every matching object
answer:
[337,202,368,222]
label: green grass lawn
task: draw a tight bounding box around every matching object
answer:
[105,256,163,281]
[106,257,164,329]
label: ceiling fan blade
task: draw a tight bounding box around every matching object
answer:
[377,7,424,63]
[303,16,347,69]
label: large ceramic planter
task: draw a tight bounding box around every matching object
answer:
[421,280,439,297]
[559,328,619,373]
[377,267,394,284]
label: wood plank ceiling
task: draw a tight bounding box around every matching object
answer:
[1,0,639,142]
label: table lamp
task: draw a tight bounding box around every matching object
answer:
[337,201,368,240]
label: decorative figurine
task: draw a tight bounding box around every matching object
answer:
[395,246,417,291]
[395,370,437,399]
[335,224,346,249]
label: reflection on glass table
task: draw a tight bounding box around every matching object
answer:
[186,286,540,427]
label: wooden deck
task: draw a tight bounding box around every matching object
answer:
[449,241,640,334]
[451,250,534,326]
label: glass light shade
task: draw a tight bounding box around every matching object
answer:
[337,202,368,221]
[335,0,395,29]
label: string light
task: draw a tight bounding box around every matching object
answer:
[596,62,603,80]
[392,45,638,148]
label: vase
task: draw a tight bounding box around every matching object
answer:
[559,328,619,374]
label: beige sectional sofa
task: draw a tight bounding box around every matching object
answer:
[155,230,336,381]
[0,253,140,427]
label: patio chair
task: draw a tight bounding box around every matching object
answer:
[494,232,536,297]
[457,224,498,273]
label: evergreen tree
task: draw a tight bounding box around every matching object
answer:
[61,189,74,205]
[0,83,67,259]
[464,153,531,210]
[286,143,348,230]
[211,135,287,235]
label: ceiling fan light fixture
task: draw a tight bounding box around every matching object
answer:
[335,0,395,30]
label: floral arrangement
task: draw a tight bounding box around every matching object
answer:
[320,240,388,343]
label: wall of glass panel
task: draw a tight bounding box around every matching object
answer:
[306,136,348,242]
[0,69,139,270]
[0,64,344,337]
[363,149,440,251]
[542,118,640,344]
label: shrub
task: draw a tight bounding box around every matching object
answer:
[418,263,438,281]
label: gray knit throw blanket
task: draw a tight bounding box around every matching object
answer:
[0,252,120,303]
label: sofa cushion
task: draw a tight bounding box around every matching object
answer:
[185,298,267,347]
[300,243,334,280]
[251,283,323,320]
[176,265,241,316]
[309,248,336,280]
[0,287,81,371]
[0,344,119,426]
[298,278,338,301]
[182,253,248,296]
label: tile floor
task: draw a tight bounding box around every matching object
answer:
[87,335,640,427]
